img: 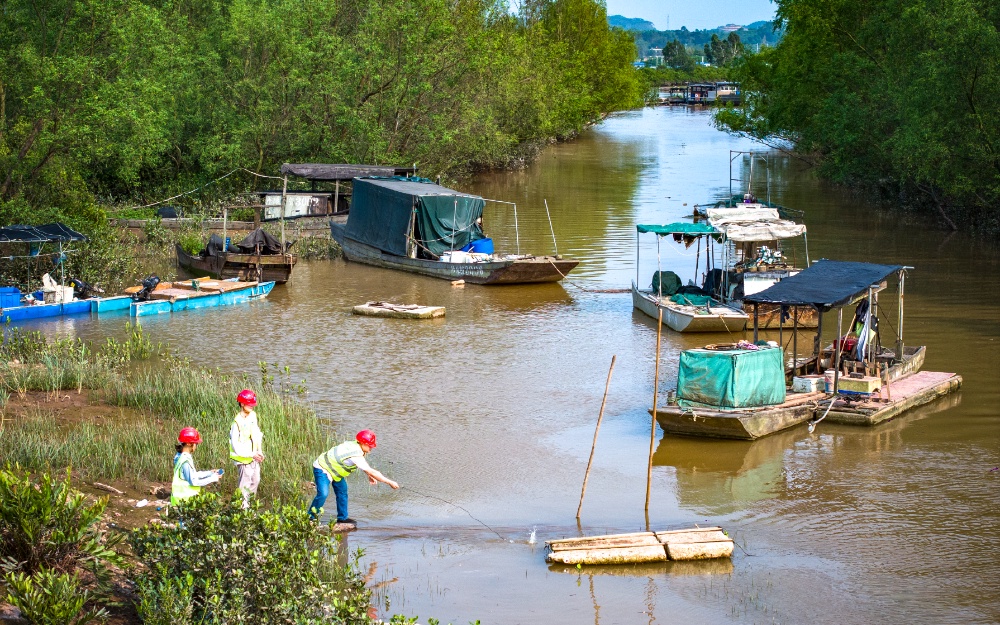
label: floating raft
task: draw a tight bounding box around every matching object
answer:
[352,301,445,319]
[545,527,734,565]
[822,370,962,426]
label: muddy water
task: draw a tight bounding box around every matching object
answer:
[28,107,1000,624]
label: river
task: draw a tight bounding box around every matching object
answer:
[27,107,1000,624]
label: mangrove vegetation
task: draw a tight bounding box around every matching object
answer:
[717,0,1000,233]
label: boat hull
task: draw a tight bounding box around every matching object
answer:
[632,283,748,333]
[130,282,274,317]
[330,223,578,284]
[652,392,825,440]
[176,245,296,284]
[1,300,92,323]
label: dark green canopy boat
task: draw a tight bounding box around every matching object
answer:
[331,177,578,285]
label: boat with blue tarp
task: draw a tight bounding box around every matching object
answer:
[330,177,578,284]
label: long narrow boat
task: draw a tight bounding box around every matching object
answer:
[130,280,274,317]
[329,177,578,285]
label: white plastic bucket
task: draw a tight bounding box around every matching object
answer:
[824,370,836,393]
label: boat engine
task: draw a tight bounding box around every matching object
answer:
[133,275,160,301]
[70,278,104,299]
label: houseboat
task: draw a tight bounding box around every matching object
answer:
[330,177,578,284]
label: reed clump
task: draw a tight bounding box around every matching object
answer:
[0,324,330,504]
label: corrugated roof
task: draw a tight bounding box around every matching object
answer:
[744,260,904,311]
[280,163,417,181]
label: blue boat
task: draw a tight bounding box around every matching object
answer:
[130,281,274,317]
[1,300,93,323]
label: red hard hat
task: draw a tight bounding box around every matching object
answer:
[237,389,257,407]
[356,430,377,448]
[178,427,202,444]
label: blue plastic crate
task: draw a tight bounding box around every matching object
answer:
[0,287,22,309]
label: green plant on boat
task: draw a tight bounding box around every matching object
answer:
[177,230,204,256]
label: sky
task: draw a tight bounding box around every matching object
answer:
[604,0,776,30]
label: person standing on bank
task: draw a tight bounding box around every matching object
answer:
[230,389,264,509]
[171,427,224,507]
[309,429,399,527]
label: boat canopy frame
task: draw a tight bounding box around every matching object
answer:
[744,259,910,394]
[0,223,89,294]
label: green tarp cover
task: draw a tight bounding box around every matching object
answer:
[637,223,718,236]
[670,293,717,307]
[677,347,786,408]
[651,270,681,295]
[346,177,485,256]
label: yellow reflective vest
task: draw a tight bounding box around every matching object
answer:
[229,411,261,464]
[314,441,363,482]
[171,452,201,506]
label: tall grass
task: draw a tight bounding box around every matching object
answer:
[0,325,331,503]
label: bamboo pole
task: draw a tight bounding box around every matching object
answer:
[280,175,287,255]
[832,308,843,393]
[792,307,798,376]
[544,199,558,257]
[646,308,663,513]
[577,355,616,520]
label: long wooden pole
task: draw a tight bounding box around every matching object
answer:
[280,175,288,254]
[645,308,663,513]
[576,355,617,520]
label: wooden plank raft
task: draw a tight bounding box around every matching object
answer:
[545,527,733,565]
[352,301,445,319]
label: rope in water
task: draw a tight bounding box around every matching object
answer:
[403,487,507,541]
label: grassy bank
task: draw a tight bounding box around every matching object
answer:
[0,324,332,504]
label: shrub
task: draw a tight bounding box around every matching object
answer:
[0,467,122,578]
[4,568,108,625]
[130,495,373,625]
[177,230,204,255]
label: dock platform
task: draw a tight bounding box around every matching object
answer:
[545,527,733,565]
[822,370,962,426]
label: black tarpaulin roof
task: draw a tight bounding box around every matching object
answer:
[280,163,417,181]
[0,223,88,243]
[744,260,905,311]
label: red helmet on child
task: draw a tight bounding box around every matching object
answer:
[356,430,377,448]
[178,427,202,444]
[237,389,257,407]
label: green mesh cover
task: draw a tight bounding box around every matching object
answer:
[677,347,786,408]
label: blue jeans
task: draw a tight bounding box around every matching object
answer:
[309,467,349,521]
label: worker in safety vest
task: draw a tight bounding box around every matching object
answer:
[309,429,399,526]
[171,427,224,507]
[230,389,264,508]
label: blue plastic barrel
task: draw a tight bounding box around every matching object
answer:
[462,238,494,254]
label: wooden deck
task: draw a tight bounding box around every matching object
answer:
[822,370,962,426]
[545,527,733,565]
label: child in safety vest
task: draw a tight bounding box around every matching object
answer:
[308,429,399,526]
[171,426,224,507]
[230,389,264,509]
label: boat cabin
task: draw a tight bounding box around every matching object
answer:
[686,83,716,104]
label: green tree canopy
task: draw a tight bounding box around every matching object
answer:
[663,39,695,71]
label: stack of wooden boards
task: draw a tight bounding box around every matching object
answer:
[125,277,257,303]
[545,527,734,565]
[352,301,445,319]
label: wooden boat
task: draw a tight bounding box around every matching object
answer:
[329,177,578,285]
[130,279,274,317]
[632,281,747,332]
[653,261,959,440]
[176,242,296,284]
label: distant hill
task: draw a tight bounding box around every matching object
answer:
[608,15,657,31]
[630,20,783,58]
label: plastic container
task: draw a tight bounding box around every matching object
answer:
[0,287,21,309]
[792,375,825,393]
[824,369,836,393]
[462,238,494,254]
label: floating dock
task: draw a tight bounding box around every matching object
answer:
[821,370,962,426]
[352,301,445,319]
[545,527,733,565]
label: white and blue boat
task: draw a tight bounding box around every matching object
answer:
[129,280,274,317]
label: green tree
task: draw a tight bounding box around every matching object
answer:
[663,39,695,71]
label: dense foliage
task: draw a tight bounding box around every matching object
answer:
[131,495,372,624]
[632,21,783,58]
[716,0,1000,232]
[0,467,122,623]
[0,0,641,221]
